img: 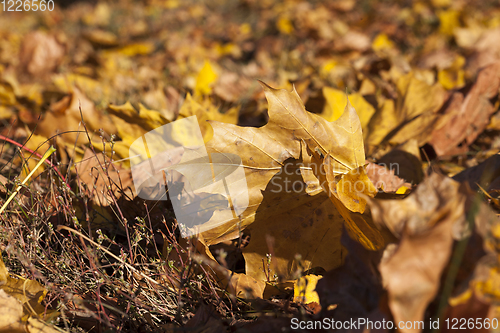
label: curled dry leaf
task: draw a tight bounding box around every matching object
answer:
[365,72,448,152]
[366,173,494,332]
[430,60,500,156]
[37,86,117,147]
[466,27,500,74]
[365,162,411,193]
[261,83,381,248]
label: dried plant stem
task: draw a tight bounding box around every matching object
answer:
[0,134,69,189]
[0,146,56,215]
[56,225,166,288]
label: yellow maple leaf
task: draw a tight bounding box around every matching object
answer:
[177,93,238,142]
[320,87,375,139]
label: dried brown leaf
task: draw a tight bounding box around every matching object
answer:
[19,31,65,77]
[430,61,500,156]
[367,174,468,331]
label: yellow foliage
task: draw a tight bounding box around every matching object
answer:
[115,42,155,56]
[321,87,376,138]
[0,254,59,333]
[106,101,171,162]
[438,10,461,35]
[194,60,218,96]
[372,33,395,53]
[53,73,110,103]
[277,17,294,34]
[0,82,16,106]
[177,93,238,142]
[240,23,252,35]
[0,105,12,120]
[294,275,322,304]
[431,0,452,7]
[215,43,239,57]
[438,55,465,90]
[396,185,409,194]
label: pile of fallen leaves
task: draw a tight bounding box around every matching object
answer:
[1,0,500,332]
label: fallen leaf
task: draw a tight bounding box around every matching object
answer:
[0,290,25,333]
[213,72,255,102]
[366,162,411,193]
[241,165,343,281]
[376,139,424,185]
[320,86,376,138]
[470,198,500,307]
[429,61,500,156]
[0,254,59,332]
[293,274,322,305]
[83,29,119,46]
[452,154,500,191]
[76,149,133,206]
[177,93,239,142]
[366,173,478,331]
[19,31,65,77]
[438,9,460,36]
[107,101,171,161]
[0,80,16,106]
[225,271,266,299]
[197,83,383,283]
[387,72,448,146]
[365,97,398,154]
[466,27,500,74]
[37,86,116,147]
[372,33,395,55]
[195,60,218,97]
[365,71,448,153]
[438,55,466,90]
